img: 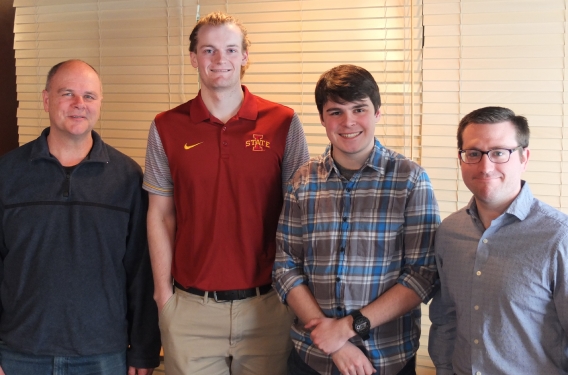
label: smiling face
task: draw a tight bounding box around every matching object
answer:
[321,97,380,169]
[460,121,529,213]
[190,24,248,92]
[42,60,102,141]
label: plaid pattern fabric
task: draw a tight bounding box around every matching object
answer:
[273,139,440,375]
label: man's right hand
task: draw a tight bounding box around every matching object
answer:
[0,364,6,375]
[306,316,354,354]
[331,342,376,375]
[147,194,177,316]
[154,289,174,314]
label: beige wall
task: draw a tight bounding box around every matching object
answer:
[422,0,568,218]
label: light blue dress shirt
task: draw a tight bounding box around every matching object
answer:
[429,181,568,375]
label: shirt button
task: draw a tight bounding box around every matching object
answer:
[476,372,482,375]
[474,305,479,310]
[474,339,479,344]
[342,217,347,222]
[336,306,342,311]
[223,141,228,146]
[476,271,481,276]
[346,188,351,193]
[340,247,345,252]
[482,239,488,244]
[222,126,227,131]
[336,277,341,282]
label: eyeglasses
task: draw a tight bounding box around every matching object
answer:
[458,146,524,164]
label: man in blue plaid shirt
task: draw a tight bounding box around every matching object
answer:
[273,65,440,375]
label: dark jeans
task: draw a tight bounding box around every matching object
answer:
[0,341,126,375]
[287,346,416,375]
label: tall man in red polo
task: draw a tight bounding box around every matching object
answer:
[143,12,309,375]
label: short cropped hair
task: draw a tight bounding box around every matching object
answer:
[314,65,381,117]
[457,106,530,149]
[45,59,99,91]
[189,12,251,78]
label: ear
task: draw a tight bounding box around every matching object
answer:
[374,108,381,121]
[190,51,198,69]
[520,147,530,171]
[42,90,49,113]
[241,50,249,66]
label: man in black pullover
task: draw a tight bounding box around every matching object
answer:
[0,59,160,375]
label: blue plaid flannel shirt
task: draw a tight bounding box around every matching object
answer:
[273,139,440,375]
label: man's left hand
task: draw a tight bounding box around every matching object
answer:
[331,342,376,375]
[305,316,354,355]
[128,366,154,375]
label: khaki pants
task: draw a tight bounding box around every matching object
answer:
[159,288,294,375]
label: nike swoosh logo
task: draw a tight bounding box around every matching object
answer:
[184,142,203,150]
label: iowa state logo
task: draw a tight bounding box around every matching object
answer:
[245,134,271,151]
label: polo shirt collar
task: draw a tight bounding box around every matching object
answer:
[238,85,257,120]
[30,127,109,164]
[189,85,258,124]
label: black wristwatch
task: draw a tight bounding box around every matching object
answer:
[349,309,370,340]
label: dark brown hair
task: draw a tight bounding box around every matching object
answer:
[315,65,381,117]
[457,106,529,149]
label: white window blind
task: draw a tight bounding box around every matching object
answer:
[13,0,422,166]
[237,0,423,162]
[14,0,193,166]
[13,0,427,372]
[422,0,568,217]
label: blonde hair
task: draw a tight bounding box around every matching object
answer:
[189,12,251,78]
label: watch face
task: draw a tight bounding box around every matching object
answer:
[354,317,370,332]
[350,311,371,340]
